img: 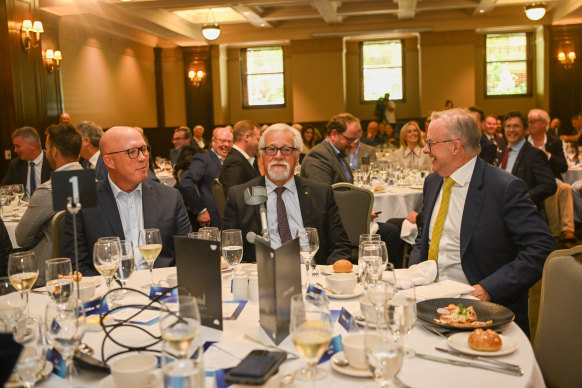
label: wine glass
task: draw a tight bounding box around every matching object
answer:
[388,279,416,358]
[366,279,395,325]
[0,277,24,331]
[188,232,204,239]
[199,227,220,242]
[8,251,38,314]
[365,319,404,388]
[358,234,381,283]
[296,227,319,289]
[45,302,86,388]
[45,258,74,309]
[13,316,46,388]
[290,293,333,381]
[12,184,25,204]
[138,229,163,289]
[93,240,121,291]
[221,229,243,279]
[116,240,135,289]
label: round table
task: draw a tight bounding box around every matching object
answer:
[373,185,423,222]
[155,171,177,187]
[18,267,544,388]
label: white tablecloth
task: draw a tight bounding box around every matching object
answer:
[562,167,582,186]
[3,220,19,248]
[19,267,545,388]
[373,186,423,222]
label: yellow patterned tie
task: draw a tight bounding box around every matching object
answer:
[428,177,456,262]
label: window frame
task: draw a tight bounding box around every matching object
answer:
[484,32,533,98]
[359,39,406,104]
[241,46,286,109]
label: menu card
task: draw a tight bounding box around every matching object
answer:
[255,238,302,345]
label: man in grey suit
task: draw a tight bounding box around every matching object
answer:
[65,126,192,276]
[348,125,377,169]
[16,124,83,286]
[77,121,103,169]
[301,113,361,185]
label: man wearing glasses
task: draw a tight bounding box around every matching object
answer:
[223,124,351,264]
[409,108,555,336]
[65,126,192,276]
[301,113,360,185]
[169,126,194,167]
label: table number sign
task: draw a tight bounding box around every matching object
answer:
[51,169,97,211]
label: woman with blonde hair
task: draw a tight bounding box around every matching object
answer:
[391,121,432,170]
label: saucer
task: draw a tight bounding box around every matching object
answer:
[99,370,163,388]
[448,332,518,356]
[326,284,364,299]
[5,361,53,388]
[330,352,373,378]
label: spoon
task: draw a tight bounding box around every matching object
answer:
[332,355,349,367]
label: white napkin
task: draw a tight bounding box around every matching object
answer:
[389,260,437,287]
[399,219,418,245]
[402,279,475,301]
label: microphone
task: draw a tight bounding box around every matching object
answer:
[244,186,270,244]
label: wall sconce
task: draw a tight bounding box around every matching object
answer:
[21,20,43,51]
[558,50,576,69]
[188,70,205,87]
[44,49,62,72]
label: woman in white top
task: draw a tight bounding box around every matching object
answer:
[391,121,432,171]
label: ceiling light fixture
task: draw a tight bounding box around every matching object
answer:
[524,4,546,21]
[201,9,220,40]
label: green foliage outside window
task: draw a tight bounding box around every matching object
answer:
[243,47,285,106]
[362,40,403,101]
[486,33,529,96]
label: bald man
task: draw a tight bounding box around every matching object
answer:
[64,126,192,276]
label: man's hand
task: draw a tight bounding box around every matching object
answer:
[470,284,491,301]
[370,210,378,221]
[197,211,211,226]
[405,211,418,224]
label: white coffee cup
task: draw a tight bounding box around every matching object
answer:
[359,297,376,322]
[342,333,368,369]
[111,354,160,387]
[326,273,357,294]
[166,273,178,287]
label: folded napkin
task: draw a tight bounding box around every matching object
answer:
[400,279,475,301]
[388,260,437,287]
[399,219,418,245]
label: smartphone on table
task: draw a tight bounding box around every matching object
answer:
[224,349,287,385]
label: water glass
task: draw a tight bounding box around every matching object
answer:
[221,229,243,279]
[13,317,46,388]
[0,277,24,331]
[296,227,319,289]
[45,258,73,308]
[365,320,404,387]
[199,227,220,242]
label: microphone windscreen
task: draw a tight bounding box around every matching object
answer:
[246,231,256,244]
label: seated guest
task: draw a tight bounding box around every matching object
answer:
[391,121,432,170]
[498,111,557,209]
[169,126,196,167]
[77,121,103,169]
[380,122,399,146]
[560,112,582,143]
[468,106,497,164]
[361,121,385,146]
[0,219,12,277]
[179,127,233,228]
[549,118,561,138]
[348,125,376,169]
[483,114,506,155]
[64,126,191,276]
[59,112,71,125]
[528,108,577,247]
[219,120,261,197]
[16,124,82,286]
[223,124,351,264]
[410,108,555,335]
[192,125,207,153]
[1,127,52,199]
[301,126,316,154]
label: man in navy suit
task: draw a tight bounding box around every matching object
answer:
[179,127,233,228]
[409,108,555,336]
[65,126,191,276]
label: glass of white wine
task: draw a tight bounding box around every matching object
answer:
[138,228,163,289]
[8,251,38,315]
[365,319,404,388]
[11,184,25,204]
[93,240,121,291]
[290,293,333,381]
[221,229,243,279]
[45,258,74,309]
[296,227,319,289]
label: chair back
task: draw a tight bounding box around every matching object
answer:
[533,254,582,388]
[332,183,374,260]
[50,210,67,258]
[211,178,227,219]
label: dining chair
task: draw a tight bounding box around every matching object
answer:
[211,178,227,219]
[50,210,67,258]
[533,254,582,388]
[332,183,374,261]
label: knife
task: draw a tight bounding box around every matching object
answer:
[435,347,523,372]
[415,352,524,376]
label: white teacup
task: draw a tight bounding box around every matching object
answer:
[166,273,178,288]
[326,273,357,294]
[342,333,368,369]
[359,297,376,322]
[111,354,160,387]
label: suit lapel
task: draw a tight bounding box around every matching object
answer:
[253,176,266,228]
[142,180,157,228]
[460,159,485,258]
[100,181,125,238]
[295,177,312,226]
[511,144,526,175]
[324,141,348,182]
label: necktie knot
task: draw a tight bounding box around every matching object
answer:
[30,161,35,167]
[444,177,455,191]
[275,186,286,197]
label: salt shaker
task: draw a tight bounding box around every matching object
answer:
[248,270,259,302]
[233,271,248,301]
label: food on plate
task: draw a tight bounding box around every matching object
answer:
[333,259,353,273]
[468,329,502,351]
[434,303,493,327]
[59,271,83,282]
[373,186,384,193]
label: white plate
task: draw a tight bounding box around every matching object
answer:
[330,352,373,378]
[326,284,364,299]
[448,332,517,356]
[99,370,163,388]
[409,184,424,190]
[5,360,53,388]
[320,265,359,275]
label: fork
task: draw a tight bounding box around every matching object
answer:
[421,323,453,338]
[243,334,298,360]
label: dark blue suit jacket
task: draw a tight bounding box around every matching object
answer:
[409,158,555,334]
[64,179,192,276]
[178,150,223,227]
[1,153,52,187]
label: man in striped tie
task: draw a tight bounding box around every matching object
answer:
[408,108,555,336]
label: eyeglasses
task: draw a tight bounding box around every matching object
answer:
[261,146,297,156]
[527,119,542,125]
[212,137,233,145]
[338,132,360,144]
[425,139,457,151]
[107,145,151,159]
[172,137,186,142]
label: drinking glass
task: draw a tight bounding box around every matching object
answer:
[365,320,404,388]
[290,293,333,381]
[358,234,381,283]
[360,241,389,284]
[8,251,38,314]
[12,184,25,203]
[116,240,135,289]
[188,232,204,239]
[365,279,395,325]
[45,302,86,387]
[159,288,201,360]
[13,317,46,388]
[296,227,319,289]
[221,229,243,279]
[199,227,220,242]
[388,279,416,358]
[45,258,74,308]
[93,240,121,291]
[0,277,24,331]
[138,228,163,289]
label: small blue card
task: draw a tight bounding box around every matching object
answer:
[223,300,247,320]
[305,284,325,301]
[47,348,67,378]
[215,367,233,388]
[83,297,109,316]
[149,286,177,301]
[338,307,359,332]
[318,335,342,364]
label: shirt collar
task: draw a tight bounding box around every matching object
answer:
[32,152,43,165]
[108,175,142,197]
[403,146,421,158]
[56,162,79,172]
[265,176,297,196]
[510,138,526,152]
[89,150,100,167]
[449,156,477,188]
[325,139,342,157]
[210,148,224,161]
[233,144,252,161]
[527,134,547,148]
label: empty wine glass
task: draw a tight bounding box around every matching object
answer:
[0,277,24,331]
[45,258,73,309]
[290,293,333,381]
[138,228,163,289]
[13,316,46,388]
[93,240,121,291]
[296,227,319,289]
[199,227,220,242]
[8,251,38,315]
[116,240,135,289]
[388,279,417,358]
[366,279,395,325]
[365,319,404,388]
[221,229,243,279]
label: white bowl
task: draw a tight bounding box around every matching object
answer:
[359,297,377,322]
[342,333,368,369]
[326,273,357,294]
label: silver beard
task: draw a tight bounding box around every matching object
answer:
[267,160,291,182]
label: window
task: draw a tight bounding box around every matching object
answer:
[361,40,404,102]
[242,46,285,107]
[485,33,530,96]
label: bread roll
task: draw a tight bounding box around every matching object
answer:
[468,329,502,351]
[333,259,353,273]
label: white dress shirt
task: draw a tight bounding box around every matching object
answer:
[88,150,100,169]
[265,176,304,249]
[232,144,255,166]
[428,156,477,284]
[504,138,525,173]
[108,177,147,270]
[27,152,44,199]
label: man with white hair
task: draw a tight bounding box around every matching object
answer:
[77,121,103,169]
[223,123,351,264]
